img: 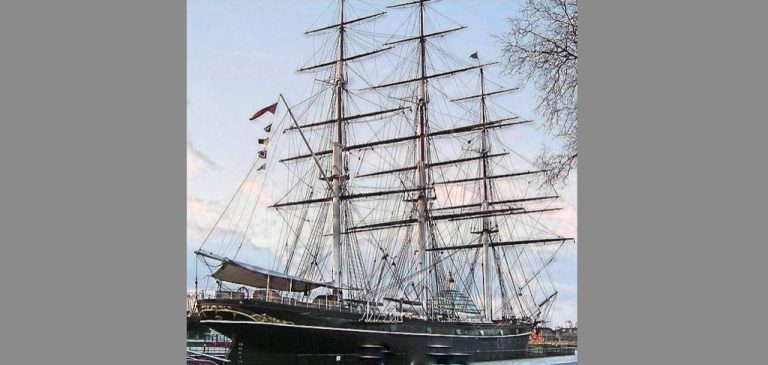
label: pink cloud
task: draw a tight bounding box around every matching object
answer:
[241,177,275,206]
[538,199,577,239]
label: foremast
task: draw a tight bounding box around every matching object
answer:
[276,0,394,298]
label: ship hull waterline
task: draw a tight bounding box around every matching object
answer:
[200,319,531,365]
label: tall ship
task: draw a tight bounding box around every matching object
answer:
[190,1,574,364]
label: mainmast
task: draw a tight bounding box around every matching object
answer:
[415,0,429,311]
[331,0,346,299]
[380,0,537,315]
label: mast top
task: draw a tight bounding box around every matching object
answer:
[387,0,435,9]
[305,11,386,35]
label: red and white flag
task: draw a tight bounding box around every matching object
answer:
[249,102,278,121]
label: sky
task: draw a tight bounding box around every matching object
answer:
[187,0,577,327]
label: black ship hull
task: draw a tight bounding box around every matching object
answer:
[203,319,530,364]
[196,299,532,365]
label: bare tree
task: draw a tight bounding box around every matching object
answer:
[498,0,577,187]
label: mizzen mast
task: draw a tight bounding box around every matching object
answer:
[440,58,575,321]
[479,64,493,321]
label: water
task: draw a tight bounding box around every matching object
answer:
[477,354,577,364]
[187,353,577,365]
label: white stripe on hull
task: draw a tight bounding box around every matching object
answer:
[201,319,531,339]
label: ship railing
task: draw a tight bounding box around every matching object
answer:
[253,294,371,314]
[201,288,380,315]
[186,350,230,363]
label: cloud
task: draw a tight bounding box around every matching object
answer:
[187,197,224,242]
[186,192,277,252]
[539,199,577,239]
[186,170,279,255]
[187,221,207,242]
[188,197,224,223]
[187,142,220,177]
[241,177,275,206]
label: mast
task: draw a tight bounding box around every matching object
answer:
[331,0,346,298]
[379,0,544,315]
[479,65,492,321]
[416,0,429,310]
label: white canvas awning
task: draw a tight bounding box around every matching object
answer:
[196,250,348,292]
[212,259,338,292]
